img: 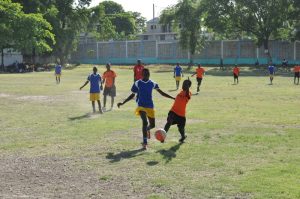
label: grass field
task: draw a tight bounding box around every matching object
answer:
[0,65,299,199]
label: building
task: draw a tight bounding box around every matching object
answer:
[138,17,177,41]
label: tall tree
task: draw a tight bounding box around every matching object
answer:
[14,0,91,65]
[203,0,292,62]
[0,0,54,70]
[100,0,124,15]
[160,0,204,64]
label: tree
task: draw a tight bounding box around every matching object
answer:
[160,0,205,64]
[0,0,54,70]
[14,0,91,65]
[203,0,292,62]
[100,0,124,15]
[128,11,146,34]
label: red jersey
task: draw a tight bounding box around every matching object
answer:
[293,66,300,72]
[233,67,240,75]
[171,90,191,117]
[133,64,144,80]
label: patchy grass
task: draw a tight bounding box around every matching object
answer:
[0,65,299,198]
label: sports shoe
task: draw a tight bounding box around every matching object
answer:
[147,130,151,139]
[179,135,187,143]
[142,143,148,150]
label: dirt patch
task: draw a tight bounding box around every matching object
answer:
[0,93,10,98]
[0,155,102,198]
[16,95,51,102]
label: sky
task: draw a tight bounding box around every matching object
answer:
[90,0,178,21]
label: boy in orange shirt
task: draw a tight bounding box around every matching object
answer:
[233,65,240,84]
[191,64,205,94]
[293,65,300,85]
[102,63,117,111]
[163,79,192,143]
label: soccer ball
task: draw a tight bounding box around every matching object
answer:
[155,128,167,142]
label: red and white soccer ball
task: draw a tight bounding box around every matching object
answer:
[155,128,167,142]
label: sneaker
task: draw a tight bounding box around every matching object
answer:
[179,135,187,143]
[147,130,151,139]
[142,143,148,150]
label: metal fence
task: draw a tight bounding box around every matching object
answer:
[72,40,300,65]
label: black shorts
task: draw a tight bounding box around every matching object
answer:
[233,73,238,78]
[295,72,300,78]
[197,78,203,84]
[103,85,116,97]
[167,111,186,127]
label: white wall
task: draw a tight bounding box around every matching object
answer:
[1,49,23,66]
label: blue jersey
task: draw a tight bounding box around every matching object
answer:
[87,73,101,93]
[55,65,62,74]
[268,65,275,74]
[174,65,182,77]
[131,80,159,108]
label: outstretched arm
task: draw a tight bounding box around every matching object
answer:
[80,81,89,90]
[191,72,197,77]
[156,89,175,100]
[117,93,136,108]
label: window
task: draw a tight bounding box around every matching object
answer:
[160,35,165,41]
[143,35,148,40]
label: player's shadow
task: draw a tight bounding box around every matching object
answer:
[156,143,182,163]
[68,113,90,121]
[106,148,145,163]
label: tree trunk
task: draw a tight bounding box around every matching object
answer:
[1,48,4,71]
[188,53,194,70]
[263,39,272,63]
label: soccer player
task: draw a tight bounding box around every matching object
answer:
[191,64,205,94]
[133,59,144,81]
[102,63,117,111]
[55,63,62,84]
[163,79,192,143]
[233,65,240,84]
[174,63,183,90]
[293,65,300,85]
[80,66,103,114]
[268,63,275,85]
[117,68,175,150]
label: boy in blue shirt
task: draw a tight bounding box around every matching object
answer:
[117,68,175,149]
[80,67,103,114]
[268,63,275,85]
[55,64,62,84]
[174,63,183,90]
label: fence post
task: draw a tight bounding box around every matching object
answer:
[256,47,259,59]
[96,42,99,60]
[221,40,224,59]
[294,41,296,61]
[125,40,128,58]
[156,40,158,58]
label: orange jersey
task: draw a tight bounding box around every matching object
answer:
[171,90,191,117]
[233,67,240,75]
[102,70,117,88]
[196,67,205,78]
[293,66,300,72]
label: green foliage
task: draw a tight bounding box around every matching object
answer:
[100,0,124,14]
[0,0,54,67]
[203,0,293,61]
[160,0,205,63]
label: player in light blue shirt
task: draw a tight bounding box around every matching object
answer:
[268,64,275,85]
[118,68,175,149]
[55,64,62,84]
[80,67,103,113]
[174,63,183,90]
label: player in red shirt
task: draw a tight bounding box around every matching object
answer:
[133,59,144,81]
[293,65,300,85]
[233,65,240,84]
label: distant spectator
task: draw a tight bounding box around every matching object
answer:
[255,59,259,67]
[282,59,288,68]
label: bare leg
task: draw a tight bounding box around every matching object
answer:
[97,100,103,114]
